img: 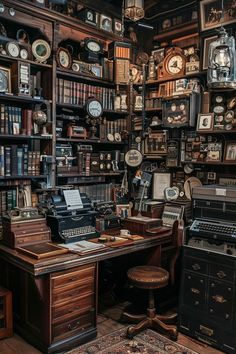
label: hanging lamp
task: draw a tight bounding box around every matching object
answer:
[124,0,145,22]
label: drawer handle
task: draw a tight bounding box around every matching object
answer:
[68,321,80,331]
[191,288,200,295]
[212,295,226,304]
[216,271,226,279]
[200,325,214,337]
[192,263,200,271]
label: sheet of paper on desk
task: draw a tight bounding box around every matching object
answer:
[58,240,106,254]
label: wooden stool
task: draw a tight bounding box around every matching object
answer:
[123,220,184,341]
[0,286,13,339]
[123,265,178,340]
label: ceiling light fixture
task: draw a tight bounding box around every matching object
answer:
[124,0,145,22]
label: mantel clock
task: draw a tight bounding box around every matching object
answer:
[162,47,186,80]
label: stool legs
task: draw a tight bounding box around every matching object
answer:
[126,289,178,340]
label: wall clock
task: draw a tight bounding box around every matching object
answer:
[80,37,103,63]
[162,47,186,79]
[56,48,72,69]
[125,149,143,167]
[6,41,20,58]
[20,48,29,60]
[85,98,103,118]
[32,39,51,63]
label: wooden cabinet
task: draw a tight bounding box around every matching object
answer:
[0,286,13,339]
[179,247,236,354]
[0,259,97,353]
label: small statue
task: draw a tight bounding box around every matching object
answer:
[128,26,137,44]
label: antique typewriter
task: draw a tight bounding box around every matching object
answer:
[46,188,98,243]
[187,185,236,257]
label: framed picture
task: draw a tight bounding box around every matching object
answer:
[224,141,236,163]
[200,0,236,31]
[151,48,165,64]
[0,66,11,93]
[206,142,222,162]
[202,35,218,70]
[90,64,103,78]
[114,19,123,36]
[197,113,214,132]
[153,172,171,200]
[100,14,113,32]
[116,204,131,219]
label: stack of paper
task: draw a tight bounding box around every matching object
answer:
[58,240,106,254]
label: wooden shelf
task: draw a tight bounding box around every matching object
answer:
[0,134,52,140]
[57,172,123,178]
[182,161,236,166]
[0,175,47,180]
[0,94,49,104]
[146,71,206,86]
[0,54,52,69]
[154,22,198,42]
[145,108,162,112]
[56,68,114,87]
[57,138,127,145]
[197,130,236,134]
[56,102,127,115]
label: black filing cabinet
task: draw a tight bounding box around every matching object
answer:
[178,247,236,354]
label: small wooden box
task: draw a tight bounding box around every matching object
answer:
[0,287,13,339]
[114,59,130,85]
[123,216,162,235]
[108,41,131,60]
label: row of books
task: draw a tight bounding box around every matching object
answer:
[0,105,35,136]
[0,189,17,215]
[105,118,127,136]
[0,145,41,177]
[57,79,115,110]
[79,183,113,203]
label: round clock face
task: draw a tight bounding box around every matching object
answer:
[32,39,51,63]
[20,48,28,60]
[167,55,183,74]
[87,40,101,53]
[57,48,71,68]
[215,95,224,103]
[125,149,143,167]
[72,62,80,72]
[6,42,20,57]
[87,99,103,118]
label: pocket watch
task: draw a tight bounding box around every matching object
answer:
[20,48,29,60]
[225,110,234,122]
[6,41,20,57]
[56,48,72,69]
[213,105,225,114]
[85,98,103,118]
[72,61,80,72]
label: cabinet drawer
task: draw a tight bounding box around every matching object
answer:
[182,271,207,310]
[52,293,94,322]
[51,264,95,289]
[53,279,94,305]
[184,256,208,275]
[52,311,95,342]
[209,264,235,283]
[208,280,234,322]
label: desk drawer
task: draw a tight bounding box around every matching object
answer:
[52,279,94,305]
[51,264,95,289]
[52,293,94,322]
[209,264,235,283]
[52,311,95,342]
[184,256,208,275]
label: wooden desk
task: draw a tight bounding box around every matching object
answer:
[0,230,172,354]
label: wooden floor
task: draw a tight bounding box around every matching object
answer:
[0,312,224,354]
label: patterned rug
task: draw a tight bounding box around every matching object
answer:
[67,328,198,354]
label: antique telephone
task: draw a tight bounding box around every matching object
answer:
[33,100,51,135]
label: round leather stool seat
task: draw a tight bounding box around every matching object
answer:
[127,266,169,289]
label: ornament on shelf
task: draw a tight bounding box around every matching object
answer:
[124,0,145,22]
[207,27,236,89]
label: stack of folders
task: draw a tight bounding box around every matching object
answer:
[58,240,107,255]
